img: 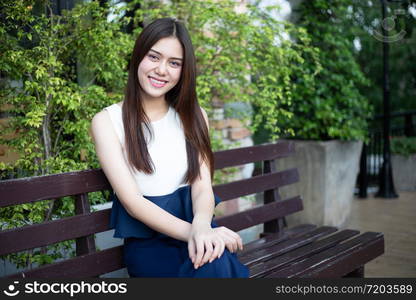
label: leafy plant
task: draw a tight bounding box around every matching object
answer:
[274,0,373,141]
[390,136,416,157]
[0,0,131,270]
[130,0,320,141]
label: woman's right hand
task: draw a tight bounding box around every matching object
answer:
[188,223,225,269]
[188,225,244,269]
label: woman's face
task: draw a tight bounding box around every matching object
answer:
[137,36,183,101]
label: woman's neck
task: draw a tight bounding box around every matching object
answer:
[142,98,169,114]
[140,96,170,122]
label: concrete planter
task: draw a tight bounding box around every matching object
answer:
[275,139,363,228]
[392,154,416,191]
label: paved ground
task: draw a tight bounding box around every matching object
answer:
[343,190,416,278]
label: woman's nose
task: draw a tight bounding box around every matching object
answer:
[155,61,167,75]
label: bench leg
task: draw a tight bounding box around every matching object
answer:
[343,265,365,278]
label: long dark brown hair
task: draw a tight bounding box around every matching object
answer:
[122,17,214,185]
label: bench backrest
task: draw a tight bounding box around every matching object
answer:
[0,141,302,278]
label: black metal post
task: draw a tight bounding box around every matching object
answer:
[358,143,368,198]
[404,114,415,136]
[376,0,398,198]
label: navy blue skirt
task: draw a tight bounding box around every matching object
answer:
[109,185,250,278]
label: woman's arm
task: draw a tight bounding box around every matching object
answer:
[190,107,216,225]
[188,108,243,269]
[91,110,192,242]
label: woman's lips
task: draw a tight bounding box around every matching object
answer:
[148,76,168,88]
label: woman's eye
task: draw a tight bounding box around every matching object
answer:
[148,54,158,61]
[170,61,181,67]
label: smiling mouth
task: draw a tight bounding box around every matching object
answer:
[148,76,168,88]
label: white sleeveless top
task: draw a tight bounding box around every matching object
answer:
[103,103,188,196]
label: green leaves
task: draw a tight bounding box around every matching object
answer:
[277,0,373,141]
[24,106,46,128]
[391,137,416,157]
[0,0,129,270]
[133,0,320,142]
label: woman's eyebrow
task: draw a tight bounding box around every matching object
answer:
[149,48,183,61]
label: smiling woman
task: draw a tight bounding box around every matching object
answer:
[90,18,249,278]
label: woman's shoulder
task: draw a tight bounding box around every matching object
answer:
[91,105,125,144]
[92,102,120,129]
[102,101,122,112]
[91,109,111,132]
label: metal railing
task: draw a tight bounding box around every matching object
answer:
[357,110,416,197]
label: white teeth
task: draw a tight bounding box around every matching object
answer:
[150,77,167,84]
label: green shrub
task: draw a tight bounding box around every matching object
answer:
[275,0,373,141]
[391,136,416,157]
[0,0,131,271]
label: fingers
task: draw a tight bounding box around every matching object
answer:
[200,240,213,267]
[209,238,224,263]
[224,237,237,253]
[219,237,225,260]
[188,239,196,264]
[189,227,242,270]
[190,237,225,269]
[218,226,243,252]
[223,227,243,251]
[194,238,205,269]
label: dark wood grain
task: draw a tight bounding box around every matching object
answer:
[0,209,111,256]
[5,246,124,279]
[212,168,299,201]
[265,232,384,278]
[249,229,360,277]
[0,169,111,207]
[214,196,303,232]
[214,141,295,169]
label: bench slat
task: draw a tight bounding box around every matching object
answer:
[215,195,303,232]
[1,167,298,208]
[213,168,299,202]
[1,192,300,256]
[0,169,110,207]
[0,209,111,256]
[5,246,124,279]
[249,229,360,277]
[0,142,295,208]
[301,234,384,278]
[240,226,337,266]
[0,193,300,256]
[214,141,294,169]
[241,224,317,254]
[265,232,384,278]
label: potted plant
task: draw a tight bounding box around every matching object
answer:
[391,136,416,191]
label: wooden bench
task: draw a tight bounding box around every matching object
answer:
[0,141,384,278]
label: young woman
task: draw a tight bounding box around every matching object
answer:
[91,18,249,278]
